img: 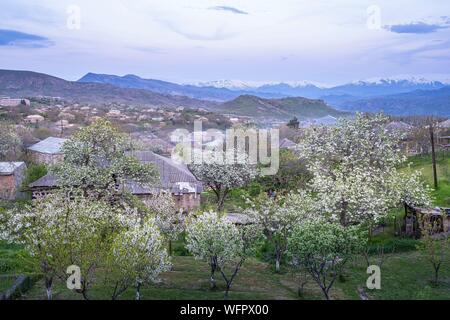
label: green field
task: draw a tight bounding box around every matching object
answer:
[10,250,450,300]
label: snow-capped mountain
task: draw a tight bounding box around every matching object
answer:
[194,80,255,90]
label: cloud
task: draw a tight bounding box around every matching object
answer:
[0,29,52,47]
[208,6,248,15]
[384,22,448,34]
[157,19,237,41]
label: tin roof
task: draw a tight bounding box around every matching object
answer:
[29,151,203,194]
[28,137,67,154]
[279,138,296,149]
[0,162,25,175]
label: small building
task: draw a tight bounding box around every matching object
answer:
[29,151,203,212]
[27,137,67,165]
[0,98,30,107]
[24,115,45,124]
[0,162,27,200]
[403,204,450,238]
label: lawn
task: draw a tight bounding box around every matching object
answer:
[405,151,450,207]
[13,248,450,300]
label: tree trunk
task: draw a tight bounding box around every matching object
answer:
[429,124,438,189]
[45,276,53,300]
[322,288,330,300]
[210,258,217,289]
[224,284,231,300]
[136,282,142,300]
[434,265,440,285]
[275,247,282,273]
[217,196,225,212]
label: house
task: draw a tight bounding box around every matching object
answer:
[0,162,26,200]
[385,121,420,155]
[0,98,30,107]
[24,115,45,124]
[28,151,203,211]
[27,137,67,165]
[385,121,414,132]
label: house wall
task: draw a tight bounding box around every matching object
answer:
[137,193,201,212]
[30,151,63,165]
[0,165,25,200]
[173,193,201,212]
[0,175,16,200]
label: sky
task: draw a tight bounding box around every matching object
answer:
[0,0,450,85]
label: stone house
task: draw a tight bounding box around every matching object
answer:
[27,137,67,165]
[0,98,30,107]
[24,115,45,124]
[0,162,27,200]
[28,151,203,212]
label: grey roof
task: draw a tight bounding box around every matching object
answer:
[29,173,58,188]
[385,121,414,131]
[279,138,296,149]
[0,162,25,175]
[29,151,203,194]
[439,119,450,128]
[28,137,67,154]
[127,151,202,194]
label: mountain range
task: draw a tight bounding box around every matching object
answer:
[77,73,450,116]
[79,73,449,103]
[1,69,449,118]
[0,70,341,120]
[0,70,215,108]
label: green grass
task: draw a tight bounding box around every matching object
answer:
[337,251,450,300]
[19,256,307,300]
[14,247,450,300]
[0,241,29,275]
[405,152,450,207]
[0,275,16,292]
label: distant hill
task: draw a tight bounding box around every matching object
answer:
[0,70,215,108]
[78,73,284,101]
[339,87,450,116]
[215,95,348,120]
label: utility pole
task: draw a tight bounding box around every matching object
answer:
[429,122,438,189]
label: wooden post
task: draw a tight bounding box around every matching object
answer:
[429,123,438,189]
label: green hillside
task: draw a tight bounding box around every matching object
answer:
[217,95,349,120]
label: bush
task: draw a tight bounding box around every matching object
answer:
[22,164,47,190]
[367,238,419,254]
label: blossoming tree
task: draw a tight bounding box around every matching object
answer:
[189,150,257,211]
[245,191,317,272]
[51,119,158,199]
[107,218,171,300]
[1,190,116,299]
[186,212,261,298]
[299,113,432,227]
[288,221,366,300]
